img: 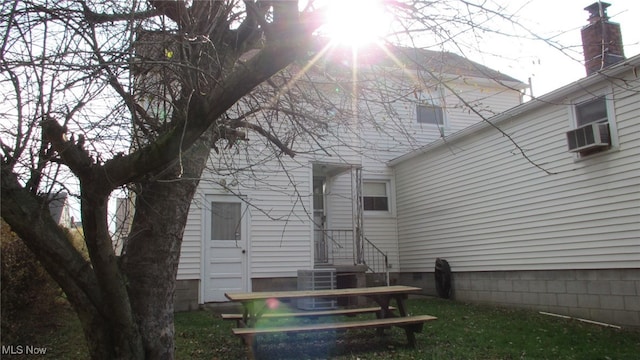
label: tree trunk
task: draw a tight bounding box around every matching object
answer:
[80,191,145,360]
[1,4,313,356]
[1,168,136,359]
[121,132,213,359]
[2,132,212,360]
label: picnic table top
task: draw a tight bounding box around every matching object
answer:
[225,285,422,302]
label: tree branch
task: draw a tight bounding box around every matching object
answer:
[0,166,106,317]
[102,8,318,186]
[81,2,159,24]
[41,117,95,180]
[234,120,296,157]
[148,0,188,26]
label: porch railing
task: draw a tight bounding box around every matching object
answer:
[315,229,389,285]
[314,229,353,264]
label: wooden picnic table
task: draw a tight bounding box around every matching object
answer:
[225,285,421,327]
[224,285,436,349]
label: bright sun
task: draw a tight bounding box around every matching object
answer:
[323,0,391,47]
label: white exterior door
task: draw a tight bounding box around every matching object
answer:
[203,195,248,302]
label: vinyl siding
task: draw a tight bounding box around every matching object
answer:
[178,67,524,282]
[357,81,522,269]
[177,193,204,280]
[363,213,400,270]
[179,137,315,280]
[359,81,521,170]
[230,152,314,278]
[394,67,640,272]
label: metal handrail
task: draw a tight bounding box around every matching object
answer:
[324,229,346,249]
[314,228,353,264]
[363,236,390,286]
[314,229,389,286]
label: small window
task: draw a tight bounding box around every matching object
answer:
[569,94,617,157]
[362,182,388,211]
[576,96,608,127]
[417,104,444,126]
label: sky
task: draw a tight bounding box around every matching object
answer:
[480,0,640,96]
[321,0,640,96]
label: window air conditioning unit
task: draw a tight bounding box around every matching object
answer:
[566,123,610,153]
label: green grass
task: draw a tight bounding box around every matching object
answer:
[5,297,639,359]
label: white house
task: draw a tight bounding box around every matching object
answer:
[390,4,639,327]
[120,1,638,328]
[47,191,72,228]
[173,43,525,309]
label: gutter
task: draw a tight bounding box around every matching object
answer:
[388,54,640,167]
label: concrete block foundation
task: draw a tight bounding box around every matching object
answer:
[398,268,640,328]
[174,279,199,312]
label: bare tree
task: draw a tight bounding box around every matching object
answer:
[0,1,564,359]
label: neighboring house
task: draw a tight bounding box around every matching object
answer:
[47,191,72,228]
[174,43,525,309]
[390,3,639,327]
[113,196,134,255]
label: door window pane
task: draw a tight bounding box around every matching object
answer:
[211,202,241,240]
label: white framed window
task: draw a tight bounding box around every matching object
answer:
[568,89,618,158]
[575,96,608,127]
[416,104,445,127]
[362,181,389,212]
[415,85,447,132]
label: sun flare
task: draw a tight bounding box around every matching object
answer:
[323,0,391,47]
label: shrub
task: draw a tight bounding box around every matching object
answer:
[1,219,62,343]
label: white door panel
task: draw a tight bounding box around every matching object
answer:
[203,196,247,302]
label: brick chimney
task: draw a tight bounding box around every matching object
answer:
[581,2,625,75]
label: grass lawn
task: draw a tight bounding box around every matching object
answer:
[5,297,639,359]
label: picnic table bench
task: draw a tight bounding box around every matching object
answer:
[221,305,397,326]
[224,285,437,352]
